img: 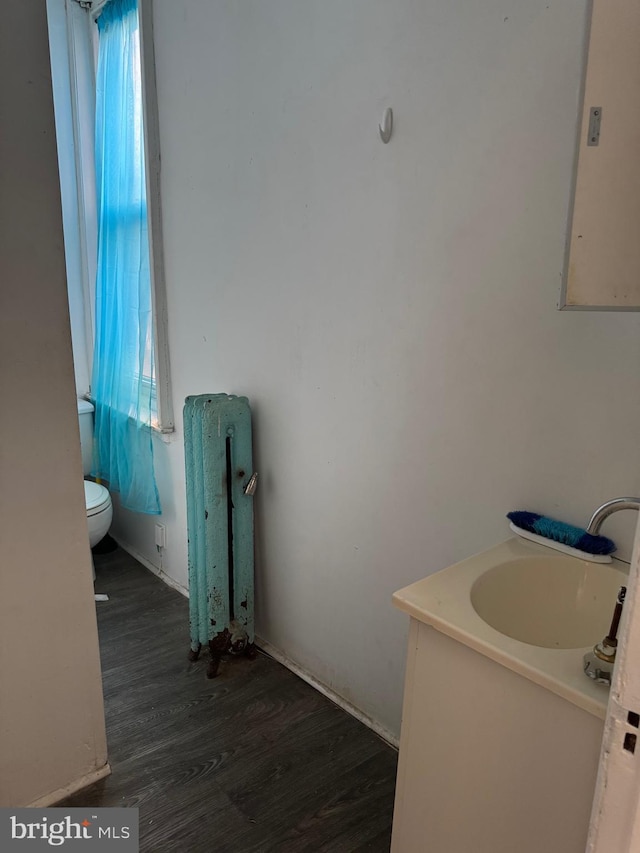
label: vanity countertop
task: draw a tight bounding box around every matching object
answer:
[393,536,628,718]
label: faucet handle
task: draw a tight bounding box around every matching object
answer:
[584,643,617,685]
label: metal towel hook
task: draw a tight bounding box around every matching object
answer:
[379,107,393,143]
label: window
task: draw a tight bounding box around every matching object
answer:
[47,0,173,433]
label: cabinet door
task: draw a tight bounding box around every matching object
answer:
[562,0,640,309]
[391,621,603,853]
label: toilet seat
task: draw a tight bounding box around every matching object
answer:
[84,480,111,517]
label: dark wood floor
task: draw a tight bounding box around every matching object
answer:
[62,548,397,852]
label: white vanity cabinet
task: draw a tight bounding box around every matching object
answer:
[391,539,619,853]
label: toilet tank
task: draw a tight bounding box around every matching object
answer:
[77,399,94,476]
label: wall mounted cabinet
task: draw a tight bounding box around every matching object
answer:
[562,0,640,309]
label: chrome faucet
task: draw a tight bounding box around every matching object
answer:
[586,497,640,535]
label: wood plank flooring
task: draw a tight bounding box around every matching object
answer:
[62,548,397,852]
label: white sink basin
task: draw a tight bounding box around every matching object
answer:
[470,556,627,649]
[393,537,630,718]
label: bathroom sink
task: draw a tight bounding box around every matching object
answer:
[470,556,627,649]
[393,537,630,719]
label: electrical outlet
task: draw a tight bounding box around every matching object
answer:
[155,523,166,549]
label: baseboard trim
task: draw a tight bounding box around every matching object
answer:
[111,537,189,599]
[112,539,398,750]
[256,636,399,750]
[27,763,111,808]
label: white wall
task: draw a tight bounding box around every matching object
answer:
[0,0,108,806]
[112,0,640,739]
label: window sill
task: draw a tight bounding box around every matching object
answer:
[88,396,175,438]
[151,422,176,442]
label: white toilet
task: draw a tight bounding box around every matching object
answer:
[78,399,113,549]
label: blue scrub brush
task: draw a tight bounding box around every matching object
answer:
[507,510,616,563]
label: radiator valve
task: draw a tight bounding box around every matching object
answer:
[244,472,258,496]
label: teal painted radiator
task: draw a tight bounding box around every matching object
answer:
[183,394,256,677]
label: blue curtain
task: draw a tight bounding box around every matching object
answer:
[91,0,161,515]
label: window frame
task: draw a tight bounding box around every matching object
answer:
[135,0,174,433]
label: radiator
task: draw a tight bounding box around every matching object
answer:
[183,394,257,677]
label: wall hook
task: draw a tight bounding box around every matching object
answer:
[379,107,393,143]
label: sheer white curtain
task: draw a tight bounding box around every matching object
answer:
[91,0,160,514]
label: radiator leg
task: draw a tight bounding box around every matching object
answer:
[188,643,201,662]
[206,656,221,679]
[229,619,250,656]
[207,629,231,678]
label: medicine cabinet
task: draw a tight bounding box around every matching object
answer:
[562,0,640,309]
